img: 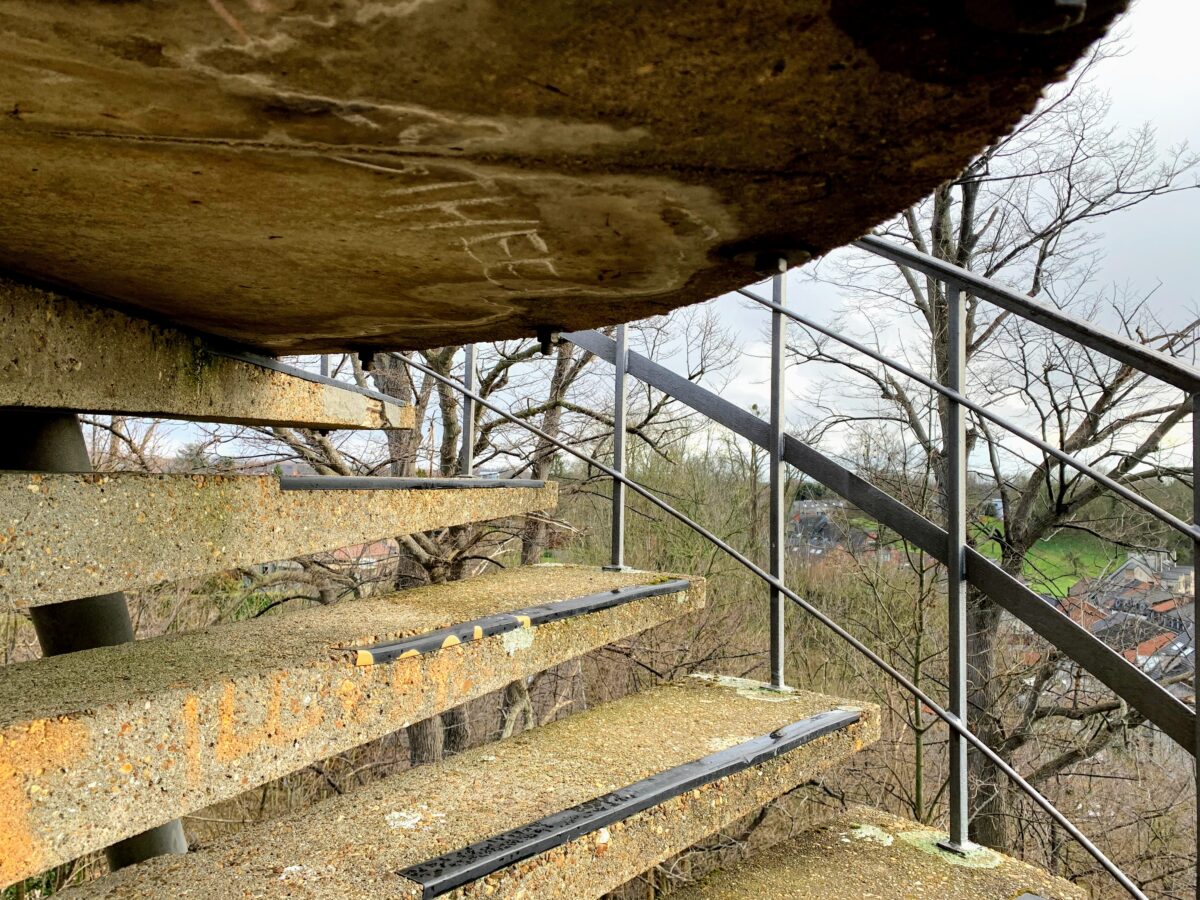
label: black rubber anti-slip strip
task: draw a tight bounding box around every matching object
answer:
[279,476,545,491]
[398,706,862,898]
[352,579,692,666]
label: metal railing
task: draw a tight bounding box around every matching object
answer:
[395,349,1148,898]
[571,240,1194,895]
[259,237,1196,898]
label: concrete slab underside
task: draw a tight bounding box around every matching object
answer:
[670,804,1086,900]
[0,1,1122,352]
[0,565,703,887]
[0,473,556,608]
[65,677,878,899]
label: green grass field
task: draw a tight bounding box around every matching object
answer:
[972,519,1121,596]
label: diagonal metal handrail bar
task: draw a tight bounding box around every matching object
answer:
[564,328,1194,752]
[394,351,1146,900]
[737,288,1199,543]
[855,235,1200,395]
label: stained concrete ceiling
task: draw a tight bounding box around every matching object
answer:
[0,1,1123,353]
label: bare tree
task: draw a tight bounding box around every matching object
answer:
[789,41,1198,854]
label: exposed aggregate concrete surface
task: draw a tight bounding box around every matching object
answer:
[669,804,1087,900]
[65,676,877,899]
[0,0,1123,351]
[0,565,701,887]
[0,278,413,429]
[0,474,555,608]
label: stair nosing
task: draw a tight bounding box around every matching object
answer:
[399,706,862,898]
[352,579,692,665]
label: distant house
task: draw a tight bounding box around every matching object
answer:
[1025,551,1194,695]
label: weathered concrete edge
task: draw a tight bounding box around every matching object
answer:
[0,578,703,887]
[403,706,866,896]
[0,277,413,429]
[2,476,557,609]
[435,699,881,899]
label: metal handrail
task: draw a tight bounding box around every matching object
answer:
[393,351,1147,900]
[737,288,1199,542]
[563,327,1194,753]
[855,235,1200,395]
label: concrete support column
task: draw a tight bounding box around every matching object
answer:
[0,409,188,871]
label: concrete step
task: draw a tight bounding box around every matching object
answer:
[0,565,701,888]
[666,805,1085,900]
[0,277,413,430]
[1,473,556,608]
[66,675,878,900]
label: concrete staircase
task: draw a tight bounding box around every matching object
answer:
[1,281,1056,900]
[0,281,891,897]
[58,677,877,899]
[0,565,704,885]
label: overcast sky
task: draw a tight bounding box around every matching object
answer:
[1092,0,1199,310]
[708,0,1199,423]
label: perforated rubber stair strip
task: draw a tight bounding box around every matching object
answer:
[400,707,860,898]
[352,579,691,665]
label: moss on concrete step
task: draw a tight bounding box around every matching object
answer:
[0,473,556,608]
[67,677,877,899]
[668,805,1086,900]
[0,565,700,888]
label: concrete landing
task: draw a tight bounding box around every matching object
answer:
[0,565,702,887]
[0,473,555,608]
[65,675,878,899]
[669,805,1086,900]
[0,1,1122,352]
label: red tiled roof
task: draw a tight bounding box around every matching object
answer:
[1121,631,1177,662]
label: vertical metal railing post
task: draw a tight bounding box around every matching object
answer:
[459,344,477,476]
[605,324,629,570]
[769,261,787,689]
[1192,394,1199,900]
[942,282,970,852]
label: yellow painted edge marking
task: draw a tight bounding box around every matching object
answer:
[399,649,420,660]
[355,650,375,667]
[515,615,532,628]
[441,635,462,649]
[472,625,484,641]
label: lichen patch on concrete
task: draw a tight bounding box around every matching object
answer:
[847,823,893,846]
[689,673,796,702]
[500,625,536,656]
[899,830,1002,868]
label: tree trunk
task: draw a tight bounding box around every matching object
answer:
[442,705,470,756]
[966,586,1008,849]
[407,716,444,767]
[520,343,575,563]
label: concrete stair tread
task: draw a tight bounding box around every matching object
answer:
[667,805,1085,900]
[0,278,414,430]
[0,565,702,888]
[1,472,556,607]
[67,675,878,899]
